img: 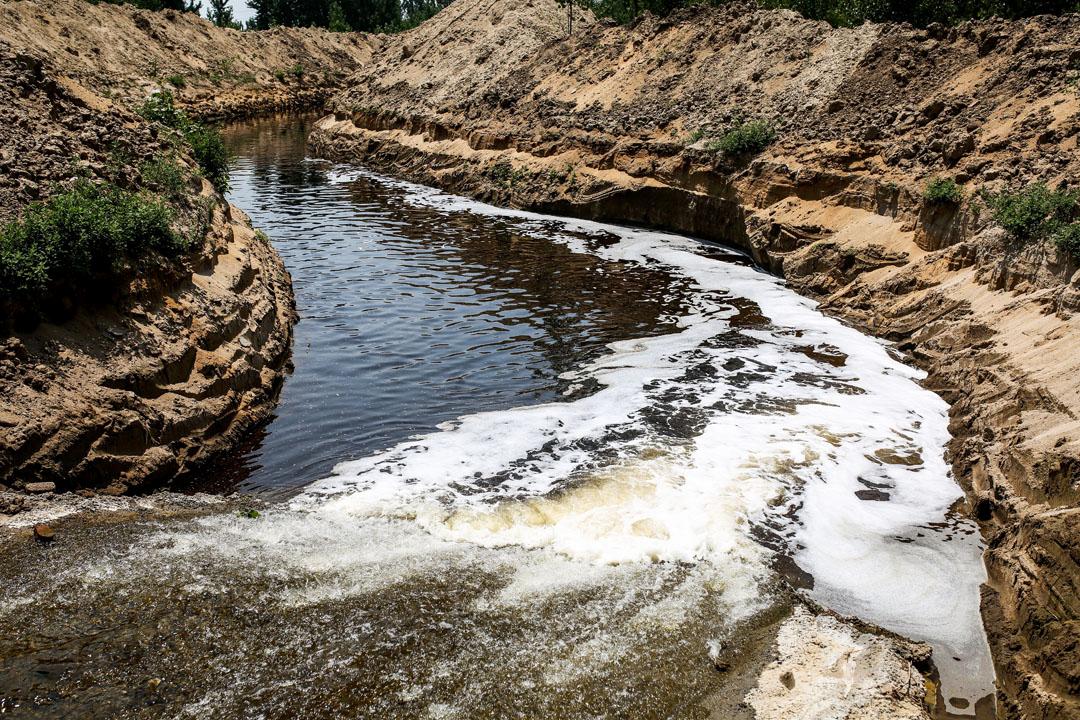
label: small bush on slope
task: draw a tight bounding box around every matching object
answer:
[0,179,186,306]
[924,177,963,204]
[984,183,1080,259]
[707,120,776,156]
[138,91,231,194]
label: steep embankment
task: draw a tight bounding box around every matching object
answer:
[0,0,373,119]
[309,1,1080,717]
[0,45,295,494]
[0,0,381,493]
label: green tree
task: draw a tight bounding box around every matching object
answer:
[207,0,240,26]
[590,0,1080,26]
[328,0,351,29]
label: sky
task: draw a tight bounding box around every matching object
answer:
[230,0,255,24]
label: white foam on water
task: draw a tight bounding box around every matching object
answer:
[312,168,994,711]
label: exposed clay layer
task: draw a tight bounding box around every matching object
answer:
[308,1,1080,717]
[0,45,296,493]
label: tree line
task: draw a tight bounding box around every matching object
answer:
[587,0,1080,26]
[93,0,1080,32]
[92,0,451,32]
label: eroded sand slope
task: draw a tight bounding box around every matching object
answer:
[0,0,374,118]
[0,45,295,494]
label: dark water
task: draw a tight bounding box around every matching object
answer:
[206,116,720,495]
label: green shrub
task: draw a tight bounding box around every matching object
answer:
[708,120,776,156]
[137,91,230,193]
[489,160,513,184]
[924,177,963,204]
[166,74,186,88]
[984,183,1078,243]
[140,156,187,199]
[0,180,186,305]
[1056,222,1080,258]
[984,182,1080,260]
[290,64,304,80]
[185,125,230,195]
[274,69,287,82]
[138,89,189,129]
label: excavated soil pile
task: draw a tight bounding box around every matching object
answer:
[0,0,374,119]
[0,44,295,499]
[309,1,1080,717]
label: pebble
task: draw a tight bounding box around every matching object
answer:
[25,481,56,494]
[33,523,55,542]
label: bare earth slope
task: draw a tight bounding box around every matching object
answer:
[0,0,383,491]
[0,45,295,494]
[309,1,1080,717]
[0,0,374,118]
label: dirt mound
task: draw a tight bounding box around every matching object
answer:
[0,0,373,118]
[338,0,589,115]
[311,2,1080,718]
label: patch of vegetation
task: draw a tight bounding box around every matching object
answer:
[138,91,230,194]
[489,160,514,185]
[1056,223,1080,258]
[924,177,963,204]
[511,167,531,186]
[685,128,706,145]
[87,0,201,12]
[140,156,188,200]
[0,180,186,308]
[1067,66,1080,95]
[166,74,186,88]
[206,58,256,87]
[185,125,230,195]
[243,0,453,32]
[707,120,776,157]
[984,182,1080,258]
[274,64,306,83]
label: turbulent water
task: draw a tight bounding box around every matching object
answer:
[0,116,993,718]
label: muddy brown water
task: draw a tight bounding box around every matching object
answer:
[0,116,994,718]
